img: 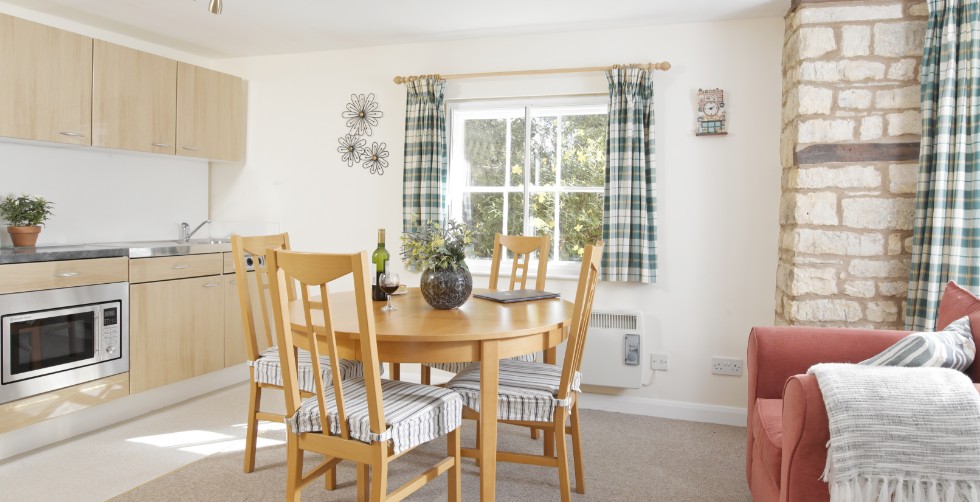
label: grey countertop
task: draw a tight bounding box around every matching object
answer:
[0,239,232,264]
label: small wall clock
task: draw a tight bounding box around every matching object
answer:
[696,88,727,136]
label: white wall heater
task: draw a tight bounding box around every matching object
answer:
[557,309,647,389]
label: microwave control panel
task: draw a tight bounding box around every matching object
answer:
[101,303,121,360]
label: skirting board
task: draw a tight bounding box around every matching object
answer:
[0,364,249,462]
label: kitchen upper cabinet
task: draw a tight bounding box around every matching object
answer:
[0,13,92,145]
[93,40,177,154]
[177,63,246,162]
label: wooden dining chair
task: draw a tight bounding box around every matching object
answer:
[230,233,364,476]
[267,249,462,502]
[421,233,550,385]
[445,241,602,502]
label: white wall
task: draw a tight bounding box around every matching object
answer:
[212,18,784,414]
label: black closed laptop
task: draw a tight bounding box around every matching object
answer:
[473,289,560,303]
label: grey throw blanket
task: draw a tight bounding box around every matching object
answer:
[808,364,980,501]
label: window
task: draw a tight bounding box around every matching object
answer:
[447,96,607,273]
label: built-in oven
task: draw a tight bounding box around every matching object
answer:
[0,282,128,405]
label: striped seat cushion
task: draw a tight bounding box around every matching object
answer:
[286,378,463,454]
[250,346,365,393]
[445,359,582,422]
[426,353,537,375]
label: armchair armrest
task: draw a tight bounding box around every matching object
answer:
[780,374,830,502]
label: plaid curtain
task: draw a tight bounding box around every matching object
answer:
[602,67,657,283]
[906,0,980,330]
[402,78,447,234]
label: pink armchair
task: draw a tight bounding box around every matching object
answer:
[746,315,980,501]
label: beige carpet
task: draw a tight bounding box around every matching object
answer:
[111,409,751,501]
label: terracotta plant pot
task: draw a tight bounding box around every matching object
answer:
[8,226,41,247]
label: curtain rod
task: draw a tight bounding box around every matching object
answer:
[392,62,671,84]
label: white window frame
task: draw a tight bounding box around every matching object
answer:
[447,95,608,279]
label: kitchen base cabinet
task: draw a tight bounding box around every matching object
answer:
[224,273,247,367]
[130,275,224,393]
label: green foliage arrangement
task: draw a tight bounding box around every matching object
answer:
[401,220,474,272]
[0,194,54,227]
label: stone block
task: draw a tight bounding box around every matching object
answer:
[876,86,920,109]
[801,61,842,81]
[786,228,884,256]
[783,192,839,225]
[875,22,927,57]
[909,2,928,17]
[888,163,919,193]
[799,4,904,24]
[783,87,799,125]
[860,115,884,140]
[787,299,863,322]
[789,165,881,189]
[904,236,914,253]
[887,110,922,136]
[801,27,837,58]
[799,85,833,115]
[880,281,908,297]
[842,197,914,230]
[849,258,910,278]
[845,280,876,298]
[887,233,904,255]
[867,300,899,322]
[839,89,873,109]
[781,127,797,168]
[799,118,855,143]
[843,60,887,81]
[789,266,839,296]
[887,59,917,81]
[841,25,872,57]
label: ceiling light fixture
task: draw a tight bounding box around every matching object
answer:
[208,0,222,15]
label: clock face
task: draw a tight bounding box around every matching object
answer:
[703,102,720,116]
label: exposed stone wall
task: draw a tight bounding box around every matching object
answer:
[777,0,927,329]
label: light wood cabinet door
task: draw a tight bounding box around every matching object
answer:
[130,275,224,393]
[224,273,247,367]
[0,13,92,145]
[93,40,177,154]
[177,62,246,162]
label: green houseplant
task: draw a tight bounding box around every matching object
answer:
[1,193,54,247]
[401,220,474,309]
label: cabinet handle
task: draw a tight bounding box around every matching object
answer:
[171,264,191,270]
[152,143,170,148]
[55,272,81,277]
[230,279,238,285]
[182,146,200,151]
[203,283,221,288]
[58,131,85,137]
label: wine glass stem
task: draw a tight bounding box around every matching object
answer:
[386,294,392,309]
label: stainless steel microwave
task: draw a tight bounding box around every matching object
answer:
[0,282,129,405]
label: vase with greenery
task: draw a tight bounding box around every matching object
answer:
[1,193,54,247]
[401,219,474,309]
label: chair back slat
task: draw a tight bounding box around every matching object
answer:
[267,250,388,438]
[231,233,295,361]
[558,242,603,401]
[489,233,550,291]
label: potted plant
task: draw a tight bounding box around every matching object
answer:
[1,194,54,247]
[401,219,474,309]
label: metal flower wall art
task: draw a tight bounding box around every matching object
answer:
[337,93,388,175]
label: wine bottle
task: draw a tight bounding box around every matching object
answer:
[371,228,389,301]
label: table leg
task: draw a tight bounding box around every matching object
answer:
[479,340,499,501]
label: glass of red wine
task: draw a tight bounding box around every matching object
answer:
[379,272,400,312]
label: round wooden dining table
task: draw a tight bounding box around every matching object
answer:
[290,287,574,501]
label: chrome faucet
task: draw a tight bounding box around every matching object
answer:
[180,220,211,242]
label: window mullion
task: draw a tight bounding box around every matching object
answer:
[503,118,512,236]
[554,115,563,261]
[523,106,532,237]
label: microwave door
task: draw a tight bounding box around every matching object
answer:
[2,304,100,385]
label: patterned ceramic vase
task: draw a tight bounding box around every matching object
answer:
[419,265,472,310]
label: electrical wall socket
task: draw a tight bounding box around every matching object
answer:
[651,353,669,371]
[711,357,743,376]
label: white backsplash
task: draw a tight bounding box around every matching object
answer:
[0,141,209,247]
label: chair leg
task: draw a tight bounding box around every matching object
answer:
[285,435,303,502]
[357,464,370,502]
[448,428,461,502]
[421,364,431,385]
[530,426,539,440]
[371,447,388,502]
[570,401,585,494]
[243,381,261,473]
[554,407,572,502]
[325,463,337,491]
[544,426,555,458]
[390,362,401,381]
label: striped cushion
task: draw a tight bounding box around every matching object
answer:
[286,378,463,454]
[860,316,976,371]
[250,346,365,393]
[445,359,582,422]
[426,353,537,375]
